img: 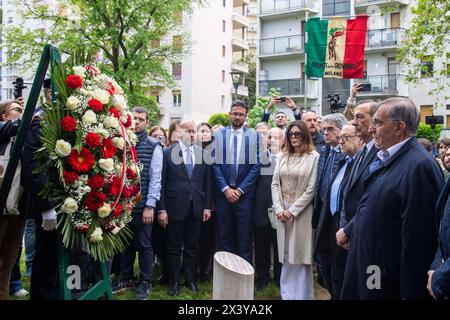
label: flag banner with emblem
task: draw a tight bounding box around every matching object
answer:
[305,15,368,79]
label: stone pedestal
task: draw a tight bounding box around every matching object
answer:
[212,251,254,300]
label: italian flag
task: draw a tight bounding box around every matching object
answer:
[305,16,368,79]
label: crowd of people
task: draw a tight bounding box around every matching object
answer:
[1,80,450,301]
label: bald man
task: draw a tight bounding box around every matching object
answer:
[157,120,212,297]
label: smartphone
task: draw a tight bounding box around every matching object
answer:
[359,83,372,92]
[279,96,286,103]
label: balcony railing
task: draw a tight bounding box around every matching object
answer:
[355,0,409,6]
[260,0,308,14]
[260,35,304,55]
[366,28,404,48]
[359,74,403,95]
[259,78,303,96]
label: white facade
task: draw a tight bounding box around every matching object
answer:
[155,0,250,128]
[257,0,450,121]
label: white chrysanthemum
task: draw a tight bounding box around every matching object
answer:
[72,66,86,79]
[61,197,78,214]
[55,139,72,157]
[104,116,119,129]
[93,88,110,104]
[99,158,114,171]
[98,203,112,218]
[79,88,91,97]
[66,96,80,111]
[88,227,103,243]
[77,185,91,196]
[127,130,138,145]
[111,94,127,111]
[112,137,125,149]
[82,110,97,124]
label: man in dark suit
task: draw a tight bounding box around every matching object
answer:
[336,100,379,248]
[340,97,444,299]
[253,124,283,290]
[157,120,212,297]
[261,96,301,130]
[314,123,362,299]
[212,100,261,264]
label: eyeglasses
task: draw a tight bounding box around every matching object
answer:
[371,119,401,128]
[8,107,23,114]
[322,126,337,133]
[288,131,303,138]
[231,112,247,118]
[338,135,357,142]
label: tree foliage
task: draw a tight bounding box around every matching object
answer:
[207,113,231,127]
[416,122,443,144]
[397,0,450,107]
[247,88,280,128]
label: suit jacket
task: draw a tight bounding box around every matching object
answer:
[157,143,212,221]
[211,126,261,198]
[261,110,301,123]
[253,151,276,227]
[271,151,319,265]
[341,143,379,232]
[312,144,346,229]
[341,138,444,300]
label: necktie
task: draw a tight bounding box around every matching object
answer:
[229,132,238,187]
[330,156,353,215]
[185,148,193,178]
[320,148,337,199]
[369,151,390,175]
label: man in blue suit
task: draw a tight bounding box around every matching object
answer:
[212,100,261,264]
[340,97,444,299]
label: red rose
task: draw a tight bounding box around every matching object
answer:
[126,167,136,180]
[61,116,77,132]
[101,138,118,158]
[88,99,103,112]
[74,224,89,233]
[108,175,121,197]
[84,132,101,148]
[63,171,78,184]
[123,114,132,128]
[68,147,95,173]
[83,191,106,212]
[107,82,116,96]
[109,107,120,119]
[122,186,132,199]
[113,204,123,217]
[66,75,83,89]
[130,184,139,196]
[88,174,105,190]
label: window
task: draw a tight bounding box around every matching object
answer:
[8,16,13,24]
[323,0,350,17]
[172,91,181,108]
[446,104,450,111]
[221,70,225,82]
[391,13,400,28]
[172,63,182,80]
[222,20,226,32]
[421,55,434,78]
[151,91,160,103]
[221,95,225,107]
[173,35,182,50]
[222,45,226,57]
[223,0,226,7]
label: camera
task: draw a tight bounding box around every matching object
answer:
[12,77,27,99]
[279,96,286,103]
[326,94,346,113]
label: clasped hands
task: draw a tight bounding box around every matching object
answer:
[224,188,242,204]
[276,209,293,222]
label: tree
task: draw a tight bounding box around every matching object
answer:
[243,54,256,110]
[397,0,450,107]
[246,88,280,128]
[3,0,202,112]
[208,113,231,127]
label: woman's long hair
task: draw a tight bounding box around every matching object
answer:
[197,122,213,149]
[285,120,314,155]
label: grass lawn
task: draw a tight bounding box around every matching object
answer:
[11,248,330,300]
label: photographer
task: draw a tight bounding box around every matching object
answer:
[343,83,363,120]
[261,96,301,131]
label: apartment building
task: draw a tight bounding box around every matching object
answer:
[257,0,450,123]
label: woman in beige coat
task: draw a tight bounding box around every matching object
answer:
[271,120,319,300]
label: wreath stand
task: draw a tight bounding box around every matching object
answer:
[0,44,113,300]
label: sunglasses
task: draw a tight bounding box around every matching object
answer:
[8,107,23,114]
[288,131,303,138]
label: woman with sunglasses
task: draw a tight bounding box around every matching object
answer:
[271,120,319,300]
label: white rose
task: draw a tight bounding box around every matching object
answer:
[82,110,97,124]
[61,197,78,214]
[112,137,125,149]
[94,127,109,138]
[111,94,126,111]
[79,88,91,97]
[93,88,110,104]
[104,116,119,129]
[99,158,114,172]
[55,139,72,157]
[77,185,91,195]
[66,96,80,111]
[72,66,86,79]
[98,203,112,218]
[88,227,103,243]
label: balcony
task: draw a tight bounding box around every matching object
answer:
[232,60,249,74]
[248,39,257,48]
[232,12,249,29]
[260,35,304,57]
[232,37,249,51]
[365,28,404,52]
[247,6,258,17]
[259,78,303,97]
[231,85,249,97]
[357,74,405,97]
[260,0,319,19]
[354,0,409,11]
